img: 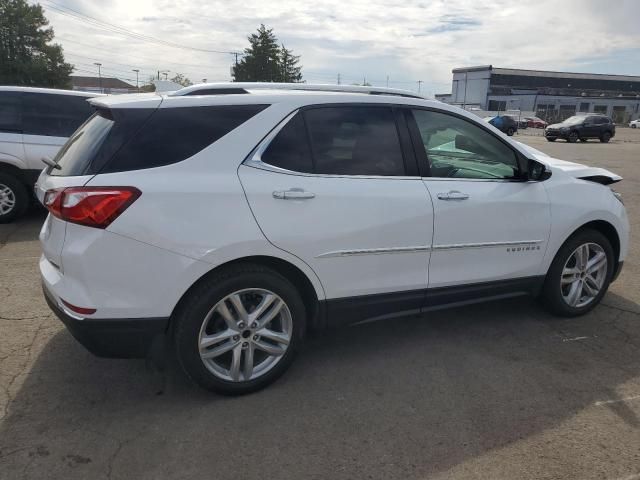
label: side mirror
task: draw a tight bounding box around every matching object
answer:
[527,159,551,181]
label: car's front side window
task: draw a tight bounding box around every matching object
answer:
[411,109,520,180]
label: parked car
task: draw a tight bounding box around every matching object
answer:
[37,83,629,395]
[545,114,615,143]
[484,115,518,136]
[0,87,100,222]
[525,117,548,129]
[505,115,528,129]
[629,119,639,128]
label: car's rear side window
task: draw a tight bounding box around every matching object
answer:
[261,112,313,173]
[261,106,407,176]
[0,91,22,133]
[22,93,95,137]
[304,106,405,176]
[50,104,268,176]
[101,104,268,173]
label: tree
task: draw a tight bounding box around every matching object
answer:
[170,73,193,87]
[232,25,303,82]
[279,45,302,83]
[0,0,73,88]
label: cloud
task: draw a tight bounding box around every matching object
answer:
[40,0,640,96]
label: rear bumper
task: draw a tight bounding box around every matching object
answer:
[43,284,169,358]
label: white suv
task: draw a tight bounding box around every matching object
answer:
[0,87,99,222]
[37,83,629,395]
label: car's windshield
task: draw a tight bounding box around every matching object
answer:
[561,116,587,125]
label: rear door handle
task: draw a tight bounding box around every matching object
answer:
[437,190,470,200]
[272,188,315,200]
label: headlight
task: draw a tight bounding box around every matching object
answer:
[611,189,624,205]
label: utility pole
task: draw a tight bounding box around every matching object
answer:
[417,80,423,93]
[94,62,102,93]
[363,75,366,86]
[132,69,139,92]
[386,75,389,87]
[337,73,341,85]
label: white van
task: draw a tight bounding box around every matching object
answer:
[0,87,100,222]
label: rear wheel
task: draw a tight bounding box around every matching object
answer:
[541,229,613,317]
[175,264,306,395]
[0,173,29,224]
[506,127,515,136]
[567,131,579,143]
[600,132,611,143]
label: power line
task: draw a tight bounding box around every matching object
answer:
[39,0,242,56]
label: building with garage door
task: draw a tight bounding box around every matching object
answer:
[435,65,640,124]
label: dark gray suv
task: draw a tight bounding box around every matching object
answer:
[545,115,615,143]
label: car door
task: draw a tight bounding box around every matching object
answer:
[405,108,551,304]
[581,117,598,138]
[0,91,25,168]
[239,105,434,325]
[21,93,94,170]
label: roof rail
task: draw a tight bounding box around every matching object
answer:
[168,82,425,99]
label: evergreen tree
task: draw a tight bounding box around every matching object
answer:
[0,0,73,88]
[279,45,302,83]
[232,25,303,82]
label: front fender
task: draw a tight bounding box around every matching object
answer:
[540,179,629,274]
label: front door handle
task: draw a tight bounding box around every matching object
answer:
[437,190,470,200]
[273,188,316,200]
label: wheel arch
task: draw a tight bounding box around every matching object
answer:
[562,220,620,271]
[0,161,29,185]
[170,255,324,334]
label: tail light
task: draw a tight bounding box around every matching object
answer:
[44,187,141,229]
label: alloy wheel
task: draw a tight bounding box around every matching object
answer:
[0,183,16,216]
[560,242,608,308]
[198,288,293,382]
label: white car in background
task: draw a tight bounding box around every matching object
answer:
[629,119,640,128]
[0,87,99,222]
[37,83,629,395]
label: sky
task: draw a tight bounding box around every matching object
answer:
[36,0,640,97]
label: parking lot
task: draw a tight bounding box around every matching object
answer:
[0,129,639,480]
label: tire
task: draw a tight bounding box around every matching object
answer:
[506,127,515,136]
[579,138,587,143]
[600,132,611,143]
[0,172,29,224]
[540,229,614,317]
[631,124,636,129]
[567,131,579,143]
[174,263,306,395]
[546,137,556,142]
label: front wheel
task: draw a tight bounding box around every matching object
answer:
[567,131,579,143]
[175,264,306,395]
[540,230,613,317]
[0,173,29,224]
[506,127,515,136]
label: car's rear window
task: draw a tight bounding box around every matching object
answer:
[50,104,269,176]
